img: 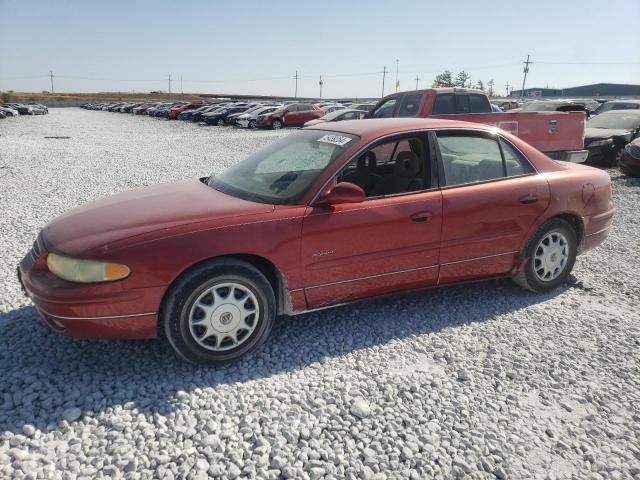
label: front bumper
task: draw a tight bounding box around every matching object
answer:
[17,240,160,339]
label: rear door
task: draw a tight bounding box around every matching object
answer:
[301,132,442,308]
[435,130,550,283]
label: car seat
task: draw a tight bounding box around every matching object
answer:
[343,152,380,194]
[371,151,423,196]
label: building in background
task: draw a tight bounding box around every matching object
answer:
[510,83,640,99]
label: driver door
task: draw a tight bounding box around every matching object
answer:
[300,133,442,309]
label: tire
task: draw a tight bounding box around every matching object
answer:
[248,120,256,129]
[217,118,225,126]
[162,259,276,366]
[272,119,283,130]
[512,218,577,293]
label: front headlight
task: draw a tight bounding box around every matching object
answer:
[47,253,130,283]
[589,138,614,147]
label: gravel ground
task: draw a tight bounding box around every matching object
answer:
[0,109,639,480]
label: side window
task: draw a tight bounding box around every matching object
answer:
[455,94,470,114]
[437,134,505,186]
[469,94,491,113]
[371,98,397,118]
[397,94,423,117]
[499,138,534,176]
[338,136,428,197]
[432,94,454,115]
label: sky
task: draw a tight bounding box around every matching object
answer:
[1,0,639,98]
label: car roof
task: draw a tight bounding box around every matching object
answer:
[304,117,495,138]
[597,109,640,116]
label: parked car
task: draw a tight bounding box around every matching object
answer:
[255,103,324,129]
[584,111,640,165]
[145,103,173,117]
[29,103,49,115]
[369,88,589,163]
[349,103,377,112]
[178,104,212,121]
[18,118,613,365]
[169,102,204,120]
[491,104,504,113]
[226,104,263,126]
[303,108,367,127]
[202,105,251,126]
[592,100,640,116]
[492,100,520,111]
[0,106,19,117]
[12,104,35,115]
[236,105,281,128]
[191,104,228,123]
[618,137,640,177]
[512,100,589,116]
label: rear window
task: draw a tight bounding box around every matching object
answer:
[469,94,491,113]
[433,94,455,115]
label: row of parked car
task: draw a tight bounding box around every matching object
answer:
[80,99,376,129]
[0,103,49,118]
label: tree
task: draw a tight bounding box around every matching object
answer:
[475,80,485,91]
[487,79,495,97]
[434,70,454,87]
[455,71,472,88]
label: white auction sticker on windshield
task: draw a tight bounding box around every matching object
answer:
[317,134,352,147]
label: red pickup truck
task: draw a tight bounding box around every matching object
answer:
[370,88,588,162]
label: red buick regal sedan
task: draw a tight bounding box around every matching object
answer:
[18,118,614,365]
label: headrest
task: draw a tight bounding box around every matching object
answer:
[394,151,419,176]
[357,151,377,171]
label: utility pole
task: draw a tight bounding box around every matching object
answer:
[49,70,55,94]
[395,59,399,92]
[180,76,183,94]
[319,75,323,100]
[294,70,299,98]
[415,75,420,90]
[168,74,172,95]
[381,66,387,98]
[521,54,532,98]
[505,81,511,97]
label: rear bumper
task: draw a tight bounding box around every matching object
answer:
[580,207,614,253]
[546,150,589,163]
[18,250,161,339]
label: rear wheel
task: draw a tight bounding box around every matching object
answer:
[513,218,577,292]
[217,118,225,126]
[272,119,283,130]
[248,120,256,129]
[162,259,275,365]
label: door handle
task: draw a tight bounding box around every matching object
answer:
[411,212,433,223]
[519,195,538,204]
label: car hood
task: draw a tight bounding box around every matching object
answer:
[304,119,325,127]
[43,178,274,256]
[584,127,632,140]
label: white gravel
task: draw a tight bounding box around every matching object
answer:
[1,108,639,479]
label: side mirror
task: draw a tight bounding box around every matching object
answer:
[315,182,366,206]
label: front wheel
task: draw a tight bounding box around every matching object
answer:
[217,118,225,126]
[272,119,283,130]
[248,120,256,129]
[162,259,276,365]
[513,218,577,292]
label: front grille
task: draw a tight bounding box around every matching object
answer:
[625,143,640,159]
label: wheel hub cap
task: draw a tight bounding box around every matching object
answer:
[533,231,569,282]
[188,282,259,351]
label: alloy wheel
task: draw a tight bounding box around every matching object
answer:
[533,231,569,282]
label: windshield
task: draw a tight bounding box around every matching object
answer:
[587,113,640,130]
[209,130,359,204]
[594,102,639,115]
[320,109,349,121]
